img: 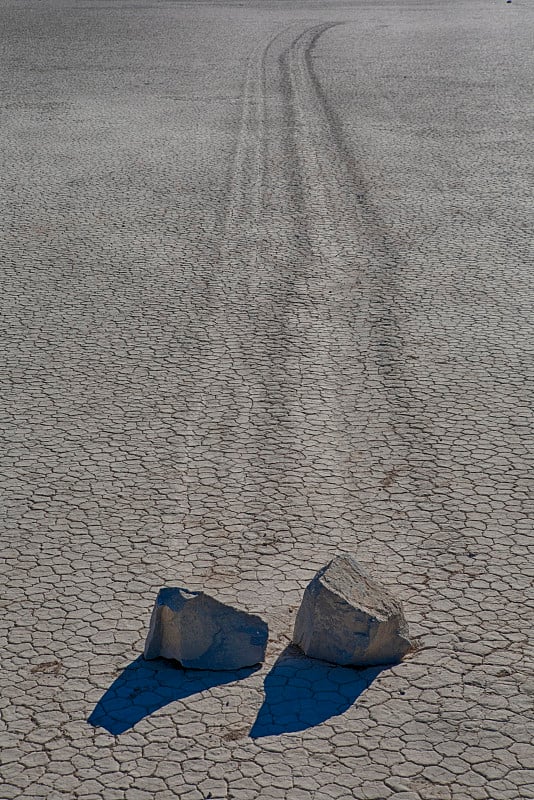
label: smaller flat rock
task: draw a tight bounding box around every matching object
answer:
[144,587,268,670]
[293,554,411,667]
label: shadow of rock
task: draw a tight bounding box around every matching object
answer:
[250,645,386,738]
[88,656,258,735]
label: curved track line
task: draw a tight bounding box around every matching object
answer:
[221,23,305,263]
[202,22,380,561]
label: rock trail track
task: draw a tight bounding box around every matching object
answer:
[196,21,365,587]
[1,1,533,799]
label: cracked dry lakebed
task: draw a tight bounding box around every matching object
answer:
[1,0,533,799]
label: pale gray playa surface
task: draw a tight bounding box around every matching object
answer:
[1,0,533,797]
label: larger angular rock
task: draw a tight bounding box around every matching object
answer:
[293,554,411,666]
[144,587,268,670]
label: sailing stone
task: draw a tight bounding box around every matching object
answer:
[293,554,411,666]
[144,587,268,670]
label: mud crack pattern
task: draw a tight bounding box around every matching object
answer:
[1,1,533,799]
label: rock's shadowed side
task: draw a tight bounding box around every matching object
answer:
[144,588,268,670]
[293,554,411,666]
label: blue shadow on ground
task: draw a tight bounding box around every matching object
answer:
[250,645,386,738]
[88,656,258,735]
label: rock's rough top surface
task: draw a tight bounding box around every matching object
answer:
[293,554,411,666]
[144,587,268,670]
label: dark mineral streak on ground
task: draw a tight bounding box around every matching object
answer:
[1,0,533,798]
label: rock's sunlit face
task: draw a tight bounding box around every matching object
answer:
[2,0,531,798]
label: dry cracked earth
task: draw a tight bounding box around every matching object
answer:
[1,0,533,798]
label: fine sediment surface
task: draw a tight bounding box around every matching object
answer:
[1,1,533,798]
